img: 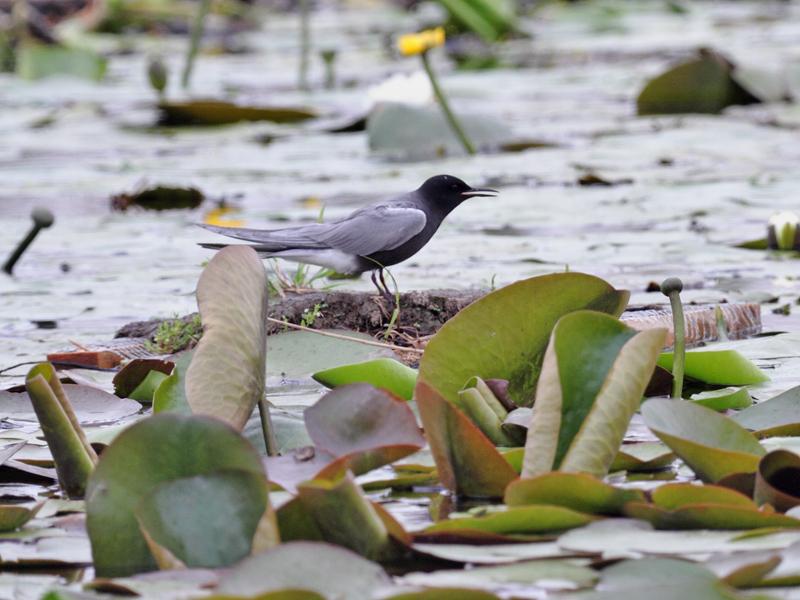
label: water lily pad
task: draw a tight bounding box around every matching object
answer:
[135,470,269,568]
[637,50,760,115]
[153,351,193,414]
[113,359,174,400]
[312,358,418,401]
[158,101,317,126]
[304,383,425,477]
[415,382,517,498]
[399,558,596,592]
[367,102,513,160]
[418,273,628,409]
[422,505,594,535]
[523,311,666,478]
[505,472,645,516]
[641,398,765,482]
[657,350,768,386]
[186,246,268,431]
[86,413,266,577]
[690,387,752,412]
[569,557,740,600]
[216,542,390,600]
[755,450,800,512]
[0,385,141,425]
[16,43,106,81]
[733,385,800,437]
[611,442,676,472]
[0,502,42,533]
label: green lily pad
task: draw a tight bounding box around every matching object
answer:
[158,100,317,126]
[637,50,760,115]
[611,442,676,472]
[367,102,513,160]
[86,413,266,577]
[216,542,390,600]
[505,472,645,516]
[312,358,418,401]
[135,470,269,568]
[732,385,800,437]
[128,370,169,404]
[641,398,765,482]
[569,557,742,599]
[153,351,193,414]
[186,246,268,431]
[418,273,628,409]
[0,502,42,533]
[437,0,517,42]
[415,382,517,498]
[16,43,106,81]
[113,359,174,400]
[523,311,666,478]
[422,505,594,535]
[657,350,768,386]
[625,502,800,531]
[690,387,752,412]
[755,450,800,513]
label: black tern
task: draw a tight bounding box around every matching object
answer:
[199,174,497,295]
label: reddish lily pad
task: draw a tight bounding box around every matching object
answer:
[422,505,594,536]
[415,382,517,498]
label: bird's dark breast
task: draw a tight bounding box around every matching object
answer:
[364,218,441,269]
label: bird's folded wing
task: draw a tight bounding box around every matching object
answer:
[198,223,328,249]
[308,205,427,256]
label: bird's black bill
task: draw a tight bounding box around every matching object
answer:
[461,188,498,198]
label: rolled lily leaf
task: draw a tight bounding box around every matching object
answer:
[505,472,644,516]
[86,413,268,577]
[456,380,516,447]
[690,387,752,412]
[755,450,800,512]
[523,311,666,478]
[135,469,270,568]
[128,370,169,404]
[419,273,629,409]
[415,382,517,498]
[642,398,765,482]
[312,358,418,400]
[113,358,174,400]
[25,363,97,499]
[657,349,767,386]
[186,246,269,433]
[297,471,405,561]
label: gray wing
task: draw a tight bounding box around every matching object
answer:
[308,205,427,255]
[199,205,427,256]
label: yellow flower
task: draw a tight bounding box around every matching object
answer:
[203,206,245,228]
[398,27,445,56]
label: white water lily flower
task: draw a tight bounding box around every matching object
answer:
[367,71,433,108]
[768,211,800,251]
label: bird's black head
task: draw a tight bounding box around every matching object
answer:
[418,175,498,210]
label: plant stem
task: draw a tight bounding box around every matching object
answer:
[182,0,210,89]
[298,0,310,90]
[265,317,423,355]
[661,278,686,399]
[669,292,686,399]
[420,50,475,155]
[257,397,278,456]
